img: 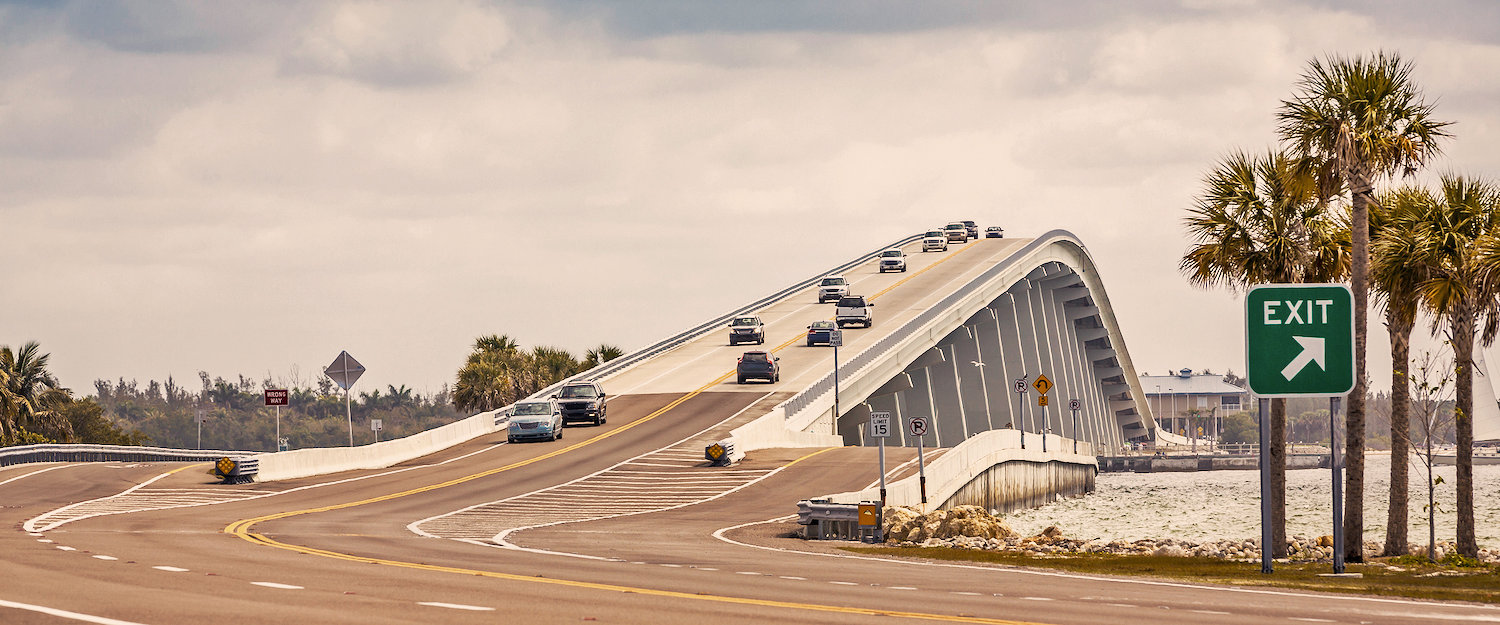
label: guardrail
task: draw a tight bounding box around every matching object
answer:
[522,233,927,402]
[0,444,247,467]
[779,230,1081,426]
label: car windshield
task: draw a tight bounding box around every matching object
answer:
[513,403,551,416]
[810,321,834,329]
[926,231,943,237]
[882,250,901,257]
[963,221,976,226]
[946,224,963,230]
[732,317,759,326]
[741,352,770,363]
[820,278,845,286]
[558,385,598,399]
[837,297,865,307]
[988,226,1001,231]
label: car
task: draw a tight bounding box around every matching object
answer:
[817,275,849,303]
[922,230,948,252]
[728,315,765,345]
[806,320,837,346]
[736,350,780,384]
[944,222,967,243]
[985,226,1005,238]
[877,248,907,273]
[835,295,874,328]
[507,399,563,443]
[554,381,607,426]
[962,220,979,239]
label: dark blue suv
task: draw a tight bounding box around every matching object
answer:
[736,350,780,384]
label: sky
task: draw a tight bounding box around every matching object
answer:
[3,1,1499,400]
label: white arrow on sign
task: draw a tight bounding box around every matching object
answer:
[1280,335,1326,380]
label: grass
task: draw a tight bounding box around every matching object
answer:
[838,545,1500,603]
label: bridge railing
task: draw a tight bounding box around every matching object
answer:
[520,232,926,402]
[780,230,1079,428]
[0,443,248,467]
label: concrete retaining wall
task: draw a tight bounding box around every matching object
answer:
[253,409,505,482]
[816,428,1097,510]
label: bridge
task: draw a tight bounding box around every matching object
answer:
[4,231,1490,625]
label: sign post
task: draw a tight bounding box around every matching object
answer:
[831,329,843,436]
[869,411,891,533]
[1246,283,1355,575]
[1012,375,1028,448]
[325,351,366,447]
[195,408,207,450]
[1069,398,1081,454]
[371,418,383,443]
[909,416,930,510]
[264,389,288,452]
[1033,374,1052,452]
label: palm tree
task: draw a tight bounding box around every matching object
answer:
[581,344,625,370]
[1416,175,1500,558]
[1181,149,1350,557]
[1277,51,1451,562]
[1,341,75,444]
[1370,186,1434,556]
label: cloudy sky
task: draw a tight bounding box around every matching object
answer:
[3,1,1498,399]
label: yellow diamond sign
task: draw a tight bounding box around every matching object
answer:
[1032,374,1052,395]
[215,457,236,476]
[706,443,725,461]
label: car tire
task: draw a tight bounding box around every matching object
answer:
[507,436,515,444]
[555,430,562,441]
[737,376,746,384]
[758,336,764,345]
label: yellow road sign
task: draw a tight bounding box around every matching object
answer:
[706,443,725,461]
[1038,395,1049,407]
[215,457,236,476]
[1032,374,1052,395]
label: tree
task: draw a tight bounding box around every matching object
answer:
[1371,185,1436,555]
[1181,148,1350,556]
[452,334,586,414]
[1415,175,1500,558]
[1,341,74,445]
[1277,51,1452,562]
[1406,349,1456,561]
[581,344,625,370]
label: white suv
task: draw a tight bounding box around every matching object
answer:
[878,248,907,273]
[817,276,849,303]
[944,222,967,243]
[835,295,874,328]
[922,230,948,252]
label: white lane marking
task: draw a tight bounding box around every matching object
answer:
[91,555,118,561]
[152,566,189,572]
[0,464,77,488]
[29,533,44,537]
[1023,597,1054,601]
[57,546,76,551]
[708,517,1500,614]
[417,602,495,611]
[249,582,303,590]
[37,539,53,543]
[1192,610,1232,615]
[1107,603,1137,608]
[660,563,683,568]
[952,591,982,596]
[1288,619,1335,623]
[830,581,859,586]
[698,567,718,571]
[780,576,806,581]
[735,571,761,576]
[0,598,149,625]
[890,586,918,591]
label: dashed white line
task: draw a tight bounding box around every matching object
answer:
[660,563,683,568]
[417,602,495,611]
[736,571,762,576]
[698,567,718,571]
[830,581,859,586]
[951,591,982,596]
[92,555,118,561]
[249,582,303,590]
[153,566,189,572]
[1192,610,1232,615]
[1288,619,1335,623]
[890,586,918,591]
[1107,603,1137,608]
[1023,597,1054,601]
[37,539,53,543]
[56,546,76,551]
[780,576,806,581]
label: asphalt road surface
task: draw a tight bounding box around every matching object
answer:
[5,237,1498,624]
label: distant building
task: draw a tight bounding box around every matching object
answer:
[1139,368,1248,441]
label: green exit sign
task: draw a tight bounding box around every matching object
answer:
[1245,284,1355,397]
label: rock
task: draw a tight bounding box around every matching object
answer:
[1154,545,1187,557]
[1317,535,1333,547]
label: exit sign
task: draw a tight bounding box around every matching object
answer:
[1245,284,1355,397]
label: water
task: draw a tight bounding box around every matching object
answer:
[1003,454,1500,550]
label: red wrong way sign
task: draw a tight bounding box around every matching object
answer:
[264,389,289,406]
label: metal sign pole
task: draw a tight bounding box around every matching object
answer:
[1258,397,1273,574]
[1014,375,1026,449]
[877,433,887,523]
[916,425,927,511]
[833,341,840,436]
[1041,399,1047,453]
[1331,396,1345,574]
[345,388,353,447]
[1072,406,1079,454]
[275,405,281,450]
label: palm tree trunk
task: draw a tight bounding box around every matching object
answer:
[1271,397,1288,557]
[1344,178,1372,563]
[1383,307,1413,556]
[1453,308,1478,557]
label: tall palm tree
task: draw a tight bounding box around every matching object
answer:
[1370,186,1436,556]
[1181,149,1350,557]
[1416,175,1500,558]
[1277,51,1451,562]
[581,344,625,370]
[1,341,75,443]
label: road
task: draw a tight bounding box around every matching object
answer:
[4,236,1497,624]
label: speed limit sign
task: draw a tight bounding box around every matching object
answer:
[909,416,929,437]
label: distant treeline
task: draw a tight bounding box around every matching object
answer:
[93,373,463,452]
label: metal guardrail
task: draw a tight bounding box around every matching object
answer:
[796,499,881,541]
[520,232,926,403]
[780,230,1082,424]
[0,444,248,467]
